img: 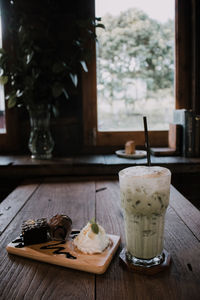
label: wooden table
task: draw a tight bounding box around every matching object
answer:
[0,178,200,300]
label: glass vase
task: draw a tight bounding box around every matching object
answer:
[28,105,54,159]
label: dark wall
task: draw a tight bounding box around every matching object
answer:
[1,0,94,156]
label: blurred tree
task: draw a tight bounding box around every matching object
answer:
[97,8,174,112]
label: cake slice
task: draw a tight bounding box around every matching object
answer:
[21,218,49,246]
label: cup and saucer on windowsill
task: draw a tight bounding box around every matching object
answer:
[115,140,147,159]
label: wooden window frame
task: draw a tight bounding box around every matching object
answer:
[0,0,19,153]
[82,0,197,151]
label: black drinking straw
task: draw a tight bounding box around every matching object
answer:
[143,116,151,166]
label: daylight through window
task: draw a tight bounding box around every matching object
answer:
[96,0,175,131]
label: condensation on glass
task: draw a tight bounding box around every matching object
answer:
[0,11,6,133]
[96,0,175,131]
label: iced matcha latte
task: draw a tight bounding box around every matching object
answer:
[119,166,171,267]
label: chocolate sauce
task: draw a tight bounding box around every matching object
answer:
[12,237,23,244]
[40,241,77,259]
[12,230,80,259]
[70,230,80,239]
[15,243,24,248]
[12,236,24,248]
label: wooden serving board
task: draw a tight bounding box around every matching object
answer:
[6,234,120,274]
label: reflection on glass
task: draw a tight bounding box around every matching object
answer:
[96,0,175,131]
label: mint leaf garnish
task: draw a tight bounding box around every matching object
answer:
[90,218,95,224]
[90,218,99,234]
[91,223,99,234]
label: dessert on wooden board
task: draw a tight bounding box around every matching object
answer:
[13,215,110,254]
[7,215,120,274]
[19,214,72,246]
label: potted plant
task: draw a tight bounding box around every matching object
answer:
[0,0,104,158]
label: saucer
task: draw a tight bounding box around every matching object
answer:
[115,150,147,159]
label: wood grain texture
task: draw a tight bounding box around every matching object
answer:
[95,180,200,300]
[73,155,105,165]
[1,155,200,181]
[175,0,192,110]
[0,182,39,235]
[170,185,200,240]
[0,181,96,300]
[0,179,200,300]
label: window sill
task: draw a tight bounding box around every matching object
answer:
[0,154,200,178]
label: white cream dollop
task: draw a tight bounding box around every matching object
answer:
[73,222,110,254]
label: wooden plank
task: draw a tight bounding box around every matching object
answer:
[0,181,96,300]
[175,0,192,110]
[170,185,200,240]
[13,156,74,165]
[95,180,200,300]
[73,155,105,165]
[0,178,20,203]
[0,182,39,235]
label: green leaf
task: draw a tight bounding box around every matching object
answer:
[0,48,6,55]
[52,104,60,117]
[90,218,99,234]
[69,73,78,87]
[91,223,99,234]
[0,76,8,85]
[95,23,105,29]
[63,88,69,100]
[52,83,63,98]
[90,218,95,224]
[7,94,17,108]
[26,52,34,64]
[52,63,64,74]
[80,61,88,72]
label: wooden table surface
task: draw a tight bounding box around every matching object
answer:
[0,178,200,300]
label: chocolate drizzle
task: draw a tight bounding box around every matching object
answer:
[12,237,23,244]
[11,230,80,259]
[70,230,80,239]
[12,236,24,248]
[40,241,77,259]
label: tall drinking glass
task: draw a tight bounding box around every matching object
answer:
[119,166,171,267]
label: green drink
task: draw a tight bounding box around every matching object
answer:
[119,166,171,267]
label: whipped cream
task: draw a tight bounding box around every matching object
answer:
[73,222,109,254]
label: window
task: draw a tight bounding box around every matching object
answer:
[96,0,175,132]
[82,0,195,149]
[0,0,198,154]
